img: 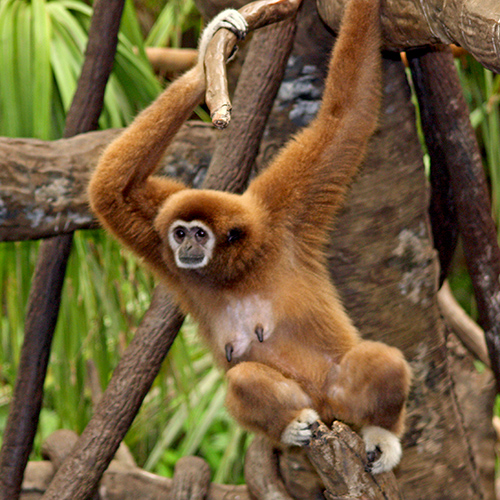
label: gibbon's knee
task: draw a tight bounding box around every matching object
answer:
[330,341,411,435]
[225,362,314,444]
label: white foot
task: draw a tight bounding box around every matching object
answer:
[281,409,319,446]
[362,426,402,474]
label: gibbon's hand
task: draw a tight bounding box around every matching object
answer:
[198,9,248,64]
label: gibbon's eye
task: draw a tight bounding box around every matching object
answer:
[173,227,186,243]
[227,227,243,244]
[195,228,209,244]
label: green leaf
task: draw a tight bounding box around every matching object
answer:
[32,0,53,139]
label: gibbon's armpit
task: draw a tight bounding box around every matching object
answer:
[89,0,411,474]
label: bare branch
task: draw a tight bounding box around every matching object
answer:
[204,0,303,128]
[0,123,217,242]
[306,422,402,500]
[318,0,500,73]
[438,281,490,367]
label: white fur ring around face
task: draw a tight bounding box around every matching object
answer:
[281,408,319,446]
[361,425,402,474]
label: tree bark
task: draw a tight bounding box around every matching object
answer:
[328,55,495,500]
[196,0,500,72]
[0,124,217,242]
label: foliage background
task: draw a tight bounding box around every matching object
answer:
[0,0,498,484]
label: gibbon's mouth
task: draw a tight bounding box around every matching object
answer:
[179,256,204,265]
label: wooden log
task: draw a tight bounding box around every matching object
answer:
[306,422,401,500]
[0,123,217,242]
[196,0,500,72]
[21,459,251,500]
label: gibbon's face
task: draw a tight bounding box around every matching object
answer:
[155,189,265,283]
[167,219,215,269]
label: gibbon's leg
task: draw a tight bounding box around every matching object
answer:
[328,341,412,473]
[225,362,319,445]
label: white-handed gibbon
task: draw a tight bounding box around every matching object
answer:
[89,0,411,474]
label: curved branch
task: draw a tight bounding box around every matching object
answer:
[438,281,490,367]
[204,0,303,127]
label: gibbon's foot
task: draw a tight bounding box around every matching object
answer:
[281,409,320,446]
[198,9,248,62]
[362,426,402,474]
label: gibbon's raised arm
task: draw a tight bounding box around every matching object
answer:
[88,66,204,273]
[248,0,382,251]
[89,10,248,274]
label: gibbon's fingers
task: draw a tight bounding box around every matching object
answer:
[197,9,248,64]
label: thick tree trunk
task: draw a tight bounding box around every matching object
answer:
[254,8,496,497]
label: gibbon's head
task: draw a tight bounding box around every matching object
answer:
[154,189,268,285]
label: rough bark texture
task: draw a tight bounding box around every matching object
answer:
[0,124,217,242]
[327,56,495,500]
[318,0,500,73]
[196,0,500,72]
[21,460,251,500]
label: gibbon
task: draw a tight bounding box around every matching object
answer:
[89,0,411,474]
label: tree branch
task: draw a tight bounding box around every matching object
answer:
[204,0,303,128]
[0,124,217,242]
[317,0,500,73]
[438,281,490,368]
[0,2,125,498]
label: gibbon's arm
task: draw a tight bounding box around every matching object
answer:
[89,10,248,273]
[88,66,204,273]
[248,0,382,252]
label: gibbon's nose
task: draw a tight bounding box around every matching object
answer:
[225,343,234,363]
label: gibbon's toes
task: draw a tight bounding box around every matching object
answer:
[281,409,320,446]
[362,426,402,474]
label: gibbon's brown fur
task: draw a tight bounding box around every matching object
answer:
[89,0,411,473]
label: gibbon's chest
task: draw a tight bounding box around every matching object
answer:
[205,293,276,362]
